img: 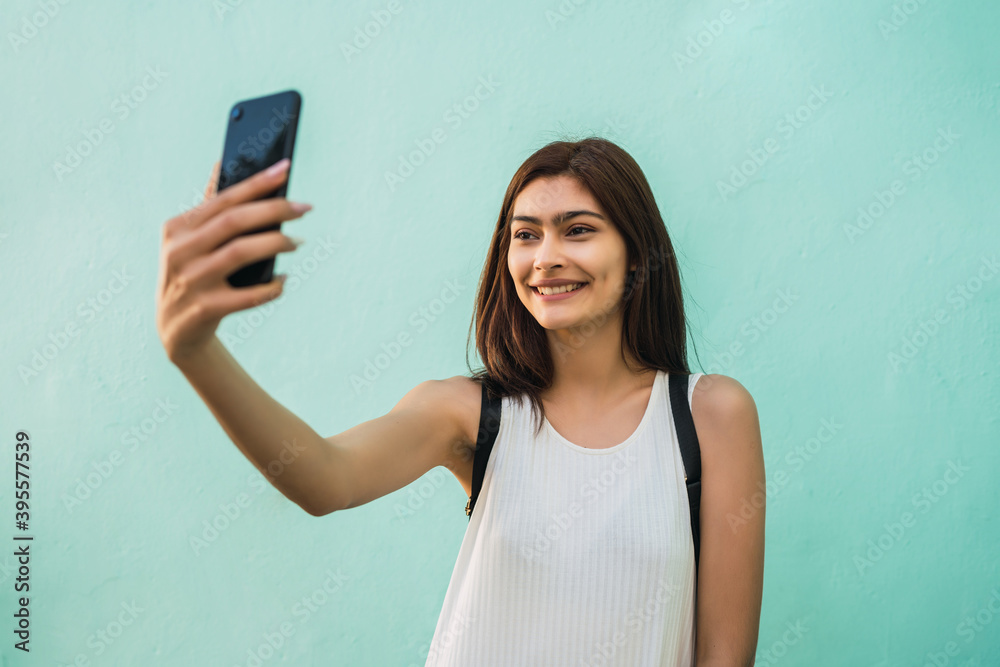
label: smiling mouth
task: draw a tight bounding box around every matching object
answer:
[531,283,588,296]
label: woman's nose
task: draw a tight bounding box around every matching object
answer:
[533,235,565,270]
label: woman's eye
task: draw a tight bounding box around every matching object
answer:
[514,227,590,241]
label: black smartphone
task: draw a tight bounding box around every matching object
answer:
[217,89,302,288]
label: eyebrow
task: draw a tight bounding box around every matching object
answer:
[511,210,607,225]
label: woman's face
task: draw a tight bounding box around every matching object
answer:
[507,174,635,332]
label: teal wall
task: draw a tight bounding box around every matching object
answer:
[2,1,998,665]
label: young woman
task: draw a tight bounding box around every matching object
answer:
[156,138,765,666]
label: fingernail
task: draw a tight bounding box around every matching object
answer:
[267,158,290,176]
[291,202,312,213]
[288,235,305,247]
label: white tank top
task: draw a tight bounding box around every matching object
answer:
[425,370,702,666]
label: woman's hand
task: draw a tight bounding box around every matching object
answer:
[155,158,311,364]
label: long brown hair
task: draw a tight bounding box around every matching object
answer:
[465,136,701,436]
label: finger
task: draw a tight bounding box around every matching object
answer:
[175,274,286,334]
[209,274,287,316]
[172,198,310,267]
[204,160,221,201]
[181,157,292,231]
[186,230,300,286]
[171,160,222,233]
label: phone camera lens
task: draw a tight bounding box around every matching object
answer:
[232,106,243,121]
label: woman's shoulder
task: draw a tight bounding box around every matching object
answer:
[690,373,755,408]
[689,373,761,464]
[437,375,491,451]
[432,375,496,496]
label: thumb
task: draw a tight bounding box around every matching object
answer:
[204,160,221,201]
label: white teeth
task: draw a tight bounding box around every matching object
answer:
[536,282,585,295]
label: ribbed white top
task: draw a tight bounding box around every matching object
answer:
[425,370,702,666]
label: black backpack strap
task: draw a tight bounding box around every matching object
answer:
[466,380,502,519]
[669,372,702,578]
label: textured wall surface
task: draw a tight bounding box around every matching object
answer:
[1,1,998,665]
